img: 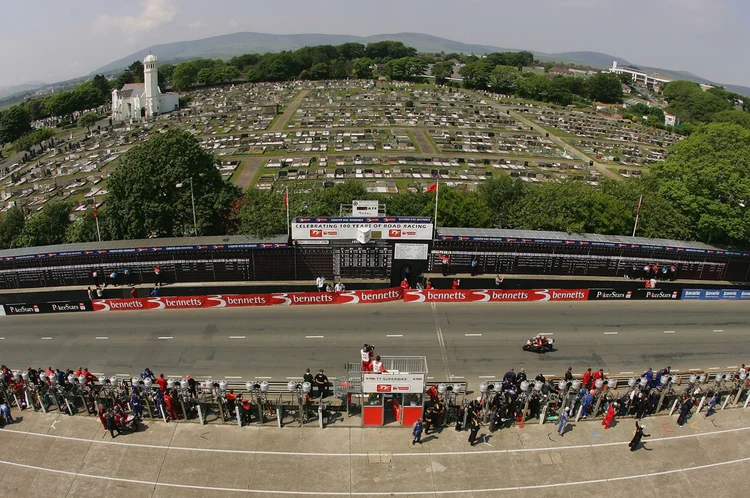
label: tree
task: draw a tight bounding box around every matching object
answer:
[352,57,374,79]
[78,112,100,133]
[0,208,25,249]
[238,189,287,238]
[14,202,71,248]
[431,61,454,85]
[337,42,365,60]
[477,175,527,227]
[587,72,623,103]
[12,128,54,153]
[488,66,520,94]
[172,61,201,90]
[459,60,494,89]
[0,106,32,144]
[515,74,551,100]
[651,123,750,245]
[309,62,330,80]
[434,188,494,228]
[105,128,241,240]
[663,80,732,123]
[66,209,104,243]
[711,110,750,129]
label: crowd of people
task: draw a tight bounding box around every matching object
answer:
[629,263,677,287]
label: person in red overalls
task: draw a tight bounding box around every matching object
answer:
[400,278,409,291]
[163,391,179,421]
[452,278,460,290]
[602,403,616,430]
[361,344,374,372]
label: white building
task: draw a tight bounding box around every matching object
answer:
[608,61,671,87]
[111,54,179,123]
[664,112,678,127]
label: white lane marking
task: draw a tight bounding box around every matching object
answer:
[427,377,434,380]
[224,376,242,379]
[229,336,246,339]
[728,366,738,369]
[305,335,324,339]
[91,373,105,376]
[158,336,173,340]
[3,424,750,458]
[708,367,720,370]
[450,375,465,379]
[604,332,618,335]
[545,333,554,336]
[431,302,451,381]
[256,377,272,379]
[478,376,495,379]
[386,334,403,337]
[0,449,749,495]
[689,368,701,371]
[115,374,131,377]
[286,377,302,380]
[620,372,634,375]
[464,333,482,337]
[41,337,52,340]
[713,329,724,332]
[0,337,5,340]
[663,330,676,334]
[95,337,108,340]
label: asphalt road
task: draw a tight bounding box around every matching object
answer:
[1,301,748,385]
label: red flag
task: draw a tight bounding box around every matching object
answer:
[93,206,98,218]
[426,182,438,193]
[283,190,288,209]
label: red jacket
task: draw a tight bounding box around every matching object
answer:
[156,377,168,392]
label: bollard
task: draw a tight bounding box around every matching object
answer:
[734,387,745,407]
[235,406,242,428]
[721,394,731,411]
[64,398,74,416]
[575,403,583,423]
[196,404,205,425]
[12,393,22,411]
[539,405,546,425]
[39,394,47,414]
[669,398,680,416]
[276,404,282,428]
[159,403,168,423]
[25,391,31,410]
[696,395,707,414]
[318,402,325,429]
[744,393,750,409]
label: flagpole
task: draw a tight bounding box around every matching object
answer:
[93,196,101,242]
[433,181,439,237]
[632,194,642,237]
[285,186,290,237]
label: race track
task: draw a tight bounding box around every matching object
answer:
[1,301,748,384]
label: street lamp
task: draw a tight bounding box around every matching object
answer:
[176,178,198,236]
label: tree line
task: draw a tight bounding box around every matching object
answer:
[662,80,749,133]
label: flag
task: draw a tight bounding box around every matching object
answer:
[93,206,98,218]
[426,183,438,193]
[283,190,288,209]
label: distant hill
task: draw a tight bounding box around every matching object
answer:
[0,81,47,101]
[82,31,748,98]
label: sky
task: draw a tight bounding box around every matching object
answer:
[1,0,748,89]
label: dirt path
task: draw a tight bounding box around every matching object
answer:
[231,157,266,190]
[271,90,309,132]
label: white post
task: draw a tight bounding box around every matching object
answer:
[159,403,168,423]
[236,406,242,428]
[189,178,197,237]
[196,404,205,425]
[93,196,101,242]
[433,181,439,237]
[632,194,642,237]
[669,398,679,416]
[285,186,290,237]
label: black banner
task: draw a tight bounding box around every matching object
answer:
[3,301,94,315]
[588,288,681,301]
[588,289,633,300]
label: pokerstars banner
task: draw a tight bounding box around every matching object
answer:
[91,288,404,311]
[403,288,589,303]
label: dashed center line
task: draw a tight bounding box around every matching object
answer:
[464,333,482,337]
[229,336,246,339]
[158,336,173,340]
[386,334,403,337]
[256,376,272,379]
[604,332,618,335]
[95,337,108,340]
[305,335,324,339]
[620,371,634,374]
[478,376,495,379]
[664,331,676,334]
[40,337,52,340]
[224,376,242,379]
[0,337,5,340]
[713,329,724,332]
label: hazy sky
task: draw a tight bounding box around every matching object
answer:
[2,0,747,88]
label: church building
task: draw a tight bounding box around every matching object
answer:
[111,54,179,123]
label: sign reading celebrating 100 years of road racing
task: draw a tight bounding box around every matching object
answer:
[292,217,433,240]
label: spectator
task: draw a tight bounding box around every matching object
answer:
[303,368,314,385]
[558,407,570,436]
[495,274,504,287]
[96,287,104,298]
[452,278,460,290]
[105,410,120,438]
[471,257,478,276]
[314,369,328,399]
[151,286,159,297]
[425,278,432,290]
[423,407,435,434]
[371,355,387,373]
[582,368,592,389]
[123,267,131,286]
[400,278,410,291]
[316,276,325,292]
[141,368,156,380]
[415,281,424,290]
[155,374,168,392]
[130,288,137,299]
[670,264,677,281]
[334,281,345,292]
[564,367,574,382]
[325,282,334,293]
[154,266,162,287]
[92,270,100,287]
[87,287,94,300]
[110,270,118,287]
[439,254,451,276]
[412,418,423,445]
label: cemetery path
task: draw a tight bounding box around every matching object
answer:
[411,129,437,154]
[271,90,309,131]
[232,157,266,190]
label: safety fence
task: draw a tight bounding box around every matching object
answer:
[1,366,748,432]
[3,286,750,317]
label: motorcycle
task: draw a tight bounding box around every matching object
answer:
[523,337,554,353]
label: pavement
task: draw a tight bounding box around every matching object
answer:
[1,396,749,496]
[1,301,749,386]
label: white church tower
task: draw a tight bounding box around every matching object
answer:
[111,53,179,123]
[144,54,160,117]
